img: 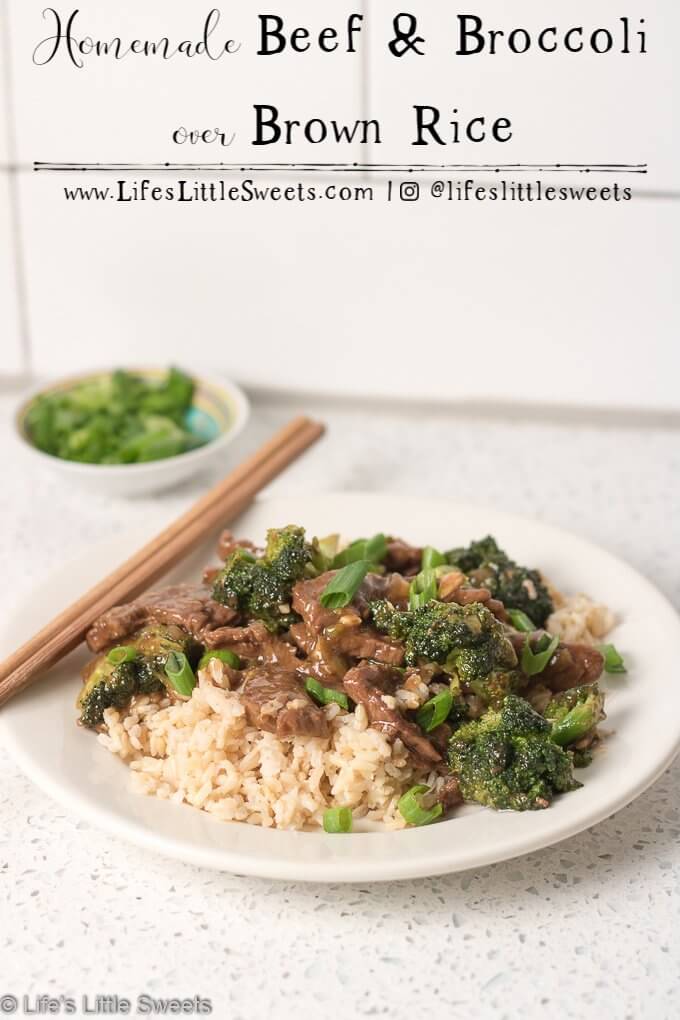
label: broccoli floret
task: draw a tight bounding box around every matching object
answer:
[212,525,312,632]
[249,570,299,631]
[78,659,138,728]
[487,563,553,628]
[447,692,471,733]
[446,535,554,627]
[263,525,310,581]
[77,624,199,728]
[447,535,504,575]
[371,600,520,706]
[211,548,256,610]
[544,684,605,750]
[448,695,580,811]
[134,623,201,691]
[370,599,406,637]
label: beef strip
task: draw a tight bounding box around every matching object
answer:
[202,566,221,585]
[292,571,409,635]
[437,570,466,598]
[290,622,405,689]
[327,619,405,665]
[436,775,463,810]
[343,662,442,768]
[439,573,509,623]
[87,603,146,652]
[202,619,301,670]
[288,621,316,656]
[352,572,410,617]
[509,631,604,691]
[428,722,453,756]
[86,585,237,653]
[384,538,422,576]
[540,643,604,691]
[291,573,405,677]
[217,530,260,562]
[239,665,328,738]
[291,572,341,633]
[485,598,510,624]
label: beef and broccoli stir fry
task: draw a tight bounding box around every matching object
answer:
[80,525,624,830]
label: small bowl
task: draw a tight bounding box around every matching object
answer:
[15,368,250,497]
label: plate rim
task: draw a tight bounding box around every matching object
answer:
[1,492,679,882]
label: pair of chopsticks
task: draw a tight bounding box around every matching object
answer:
[0,416,325,709]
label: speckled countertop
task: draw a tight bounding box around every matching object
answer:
[1,391,679,1020]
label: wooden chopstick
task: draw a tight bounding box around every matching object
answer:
[0,416,325,708]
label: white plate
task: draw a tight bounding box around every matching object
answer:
[1,494,679,882]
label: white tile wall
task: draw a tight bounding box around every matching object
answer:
[17,169,680,410]
[0,56,8,164]
[7,0,366,165]
[365,0,680,193]
[0,4,25,375]
[0,174,24,376]
[3,0,680,404]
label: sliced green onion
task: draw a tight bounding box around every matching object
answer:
[106,645,138,665]
[409,568,438,610]
[597,643,627,674]
[320,561,370,609]
[198,649,241,671]
[521,633,560,677]
[398,785,443,827]
[507,608,536,633]
[416,688,453,732]
[333,534,387,568]
[332,541,363,568]
[305,676,350,711]
[422,546,446,570]
[164,651,196,696]
[365,533,388,563]
[323,806,353,833]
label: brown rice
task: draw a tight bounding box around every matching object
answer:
[97,590,614,830]
[98,659,434,830]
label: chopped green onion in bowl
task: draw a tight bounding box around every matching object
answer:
[16,367,250,497]
[23,367,208,466]
[323,807,353,833]
[305,676,350,711]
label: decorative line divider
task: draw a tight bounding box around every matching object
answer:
[34,161,649,174]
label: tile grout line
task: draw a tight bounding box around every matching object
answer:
[360,0,371,172]
[242,386,680,431]
[1,0,32,378]
[349,3,680,201]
